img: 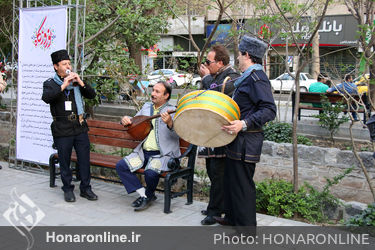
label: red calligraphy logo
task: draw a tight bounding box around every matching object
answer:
[32,17,55,49]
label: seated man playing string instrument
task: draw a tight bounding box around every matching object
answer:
[115,81,180,211]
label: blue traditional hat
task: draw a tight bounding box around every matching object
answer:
[239,35,268,59]
[51,49,70,65]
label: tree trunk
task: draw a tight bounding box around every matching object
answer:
[311,32,320,79]
[231,19,239,67]
[129,43,143,72]
[292,72,300,193]
[85,105,94,119]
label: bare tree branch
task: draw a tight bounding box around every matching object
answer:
[77,15,121,47]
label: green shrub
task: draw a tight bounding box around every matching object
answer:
[264,122,312,145]
[345,203,375,226]
[256,167,353,223]
[264,122,292,143]
[256,179,297,219]
[297,135,313,146]
[256,179,323,222]
[313,95,349,142]
[0,144,8,161]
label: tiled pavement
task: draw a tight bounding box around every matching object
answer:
[0,162,309,227]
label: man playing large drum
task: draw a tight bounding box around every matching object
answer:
[217,36,276,227]
[198,45,240,225]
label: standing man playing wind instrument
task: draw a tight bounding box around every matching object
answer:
[42,49,97,203]
[198,45,240,225]
[116,81,180,211]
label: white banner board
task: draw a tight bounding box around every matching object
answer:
[16,7,67,165]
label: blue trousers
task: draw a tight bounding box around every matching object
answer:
[344,103,358,120]
[53,132,91,193]
[116,150,160,198]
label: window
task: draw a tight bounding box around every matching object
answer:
[151,70,161,76]
[304,73,314,79]
[281,74,293,80]
[162,70,174,75]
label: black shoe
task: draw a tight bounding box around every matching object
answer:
[213,216,234,226]
[132,195,157,207]
[131,197,143,207]
[134,196,154,211]
[64,191,76,202]
[201,210,208,216]
[80,189,98,201]
[201,216,217,225]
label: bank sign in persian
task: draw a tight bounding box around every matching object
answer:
[16,7,67,165]
[245,15,359,47]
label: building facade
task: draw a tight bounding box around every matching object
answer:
[150,1,361,81]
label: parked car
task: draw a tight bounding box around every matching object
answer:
[270,72,315,92]
[147,69,193,87]
[191,74,202,89]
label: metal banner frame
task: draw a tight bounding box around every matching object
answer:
[9,0,86,172]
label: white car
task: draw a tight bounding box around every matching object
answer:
[270,72,315,92]
[147,69,193,87]
[191,74,202,89]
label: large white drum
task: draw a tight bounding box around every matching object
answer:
[173,90,240,147]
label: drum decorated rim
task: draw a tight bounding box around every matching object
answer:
[174,106,234,124]
[176,90,240,120]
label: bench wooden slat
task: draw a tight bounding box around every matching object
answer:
[87,119,126,130]
[298,92,364,103]
[71,152,121,168]
[89,135,140,148]
[88,135,188,152]
[88,127,139,140]
[298,106,323,111]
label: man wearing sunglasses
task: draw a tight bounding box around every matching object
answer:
[198,45,240,225]
[199,45,239,95]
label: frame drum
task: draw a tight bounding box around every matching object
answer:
[173,90,240,147]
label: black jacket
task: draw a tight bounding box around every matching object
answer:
[201,65,239,96]
[226,70,276,163]
[42,78,96,137]
[199,65,240,158]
